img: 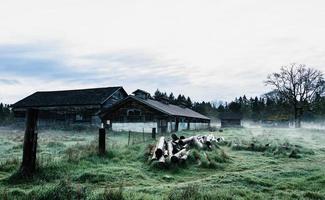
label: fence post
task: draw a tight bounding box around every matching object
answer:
[128,131,131,146]
[20,108,39,177]
[142,128,145,142]
[152,128,156,140]
[98,128,106,155]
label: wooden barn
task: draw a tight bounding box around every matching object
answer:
[219,112,243,128]
[12,87,127,127]
[99,90,210,133]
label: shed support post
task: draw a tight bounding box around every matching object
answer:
[152,128,156,140]
[20,108,39,177]
[175,117,179,132]
[98,128,106,155]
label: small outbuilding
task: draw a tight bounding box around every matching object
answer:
[261,114,290,128]
[219,112,243,128]
[99,90,210,133]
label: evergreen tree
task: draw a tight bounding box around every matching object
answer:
[0,103,13,125]
[186,97,193,108]
[168,93,175,104]
[153,89,162,100]
[217,104,225,113]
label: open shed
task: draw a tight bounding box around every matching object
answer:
[99,90,210,133]
[11,86,127,127]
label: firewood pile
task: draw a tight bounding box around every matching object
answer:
[149,134,225,165]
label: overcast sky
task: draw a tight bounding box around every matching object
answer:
[1,0,325,104]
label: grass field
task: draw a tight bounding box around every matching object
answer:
[0,127,324,200]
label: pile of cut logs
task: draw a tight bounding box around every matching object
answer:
[150,134,224,164]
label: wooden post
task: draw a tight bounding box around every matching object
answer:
[175,117,179,132]
[128,131,131,146]
[98,128,106,155]
[20,108,39,177]
[152,128,156,140]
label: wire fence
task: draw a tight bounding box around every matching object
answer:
[106,129,172,146]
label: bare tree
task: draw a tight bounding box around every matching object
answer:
[265,63,324,128]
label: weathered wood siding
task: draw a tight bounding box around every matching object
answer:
[189,122,210,130]
[112,122,157,133]
[107,99,167,123]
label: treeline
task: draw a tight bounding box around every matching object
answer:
[0,103,14,125]
[153,89,325,121]
[222,91,325,121]
[216,91,292,121]
[153,90,193,108]
[153,89,220,118]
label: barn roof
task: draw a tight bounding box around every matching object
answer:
[132,89,151,95]
[100,95,210,120]
[12,86,126,108]
[219,112,243,120]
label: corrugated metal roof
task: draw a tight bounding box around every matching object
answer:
[12,87,124,108]
[131,96,210,120]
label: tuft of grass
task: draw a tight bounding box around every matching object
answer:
[288,149,301,159]
[46,141,66,148]
[0,157,20,172]
[167,185,200,200]
[189,149,201,163]
[5,160,68,185]
[303,191,325,200]
[31,179,86,200]
[103,186,124,200]
[208,149,230,163]
[87,186,125,200]
[11,143,23,150]
[75,172,118,183]
[231,138,314,159]
[64,140,99,163]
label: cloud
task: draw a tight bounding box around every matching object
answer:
[0,43,190,103]
[79,50,189,84]
[1,0,325,103]
[0,78,19,85]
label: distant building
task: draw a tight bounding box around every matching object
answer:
[12,87,127,126]
[219,112,243,128]
[261,114,290,128]
[99,90,210,133]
